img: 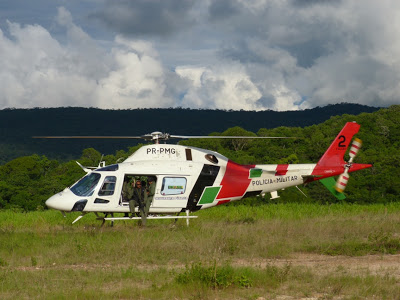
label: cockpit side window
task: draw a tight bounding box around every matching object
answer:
[98,176,117,196]
[70,173,101,197]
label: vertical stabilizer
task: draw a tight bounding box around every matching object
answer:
[311,122,372,197]
[315,122,360,167]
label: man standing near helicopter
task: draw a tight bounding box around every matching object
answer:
[122,177,134,218]
[144,176,156,219]
[132,179,147,225]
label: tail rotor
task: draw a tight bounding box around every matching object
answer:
[335,138,362,193]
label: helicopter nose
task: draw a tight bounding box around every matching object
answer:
[45,194,61,210]
[45,192,75,211]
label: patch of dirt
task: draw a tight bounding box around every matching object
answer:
[234,253,400,278]
[10,253,400,278]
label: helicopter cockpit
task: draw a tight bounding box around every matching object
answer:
[70,163,119,197]
[45,163,120,212]
[70,173,101,197]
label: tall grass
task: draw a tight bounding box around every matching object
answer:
[198,201,400,221]
[1,203,400,298]
[1,201,399,228]
[1,261,399,299]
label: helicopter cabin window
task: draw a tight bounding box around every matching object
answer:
[98,176,117,196]
[161,177,187,195]
[70,173,101,197]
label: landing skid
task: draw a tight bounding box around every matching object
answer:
[71,210,197,226]
[101,215,198,225]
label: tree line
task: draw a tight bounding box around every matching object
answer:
[0,103,379,164]
[0,105,398,211]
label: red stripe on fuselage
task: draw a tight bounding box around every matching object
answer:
[217,200,230,205]
[275,164,289,176]
[216,160,254,199]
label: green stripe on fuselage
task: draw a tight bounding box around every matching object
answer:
[249,168,263,178]
[198,186,221,205]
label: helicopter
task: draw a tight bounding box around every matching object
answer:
[39,122,372,225]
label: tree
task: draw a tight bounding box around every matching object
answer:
[79,148,102,167]
[220,126,256,151]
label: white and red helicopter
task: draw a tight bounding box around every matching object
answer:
[41,122,372,225]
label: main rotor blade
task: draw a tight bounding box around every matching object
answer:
[33,134,298,140]
[170,135,297,139]
[33,136,146,139]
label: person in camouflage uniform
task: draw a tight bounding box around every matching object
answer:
[145,176,156,219]
[122,177,134,216]
[132,179,146,225]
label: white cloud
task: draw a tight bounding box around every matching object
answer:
[0,7,176,109]
[0,6,281,111]
[96,36,173,109]
[1,1,400,111]
[176,64,263,110]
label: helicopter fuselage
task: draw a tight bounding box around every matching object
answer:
[45,144,315,214]
[45,122,373,221]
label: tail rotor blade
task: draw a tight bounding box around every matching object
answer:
[349,138,362,162]
[335,171,350,193]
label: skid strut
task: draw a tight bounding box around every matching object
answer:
[72,212,87,224]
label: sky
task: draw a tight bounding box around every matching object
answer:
[1,0,400,111]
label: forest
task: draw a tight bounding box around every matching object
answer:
[0,105,398,211]
[0,103,379,164]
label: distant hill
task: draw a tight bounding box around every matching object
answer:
[0,103,380,163]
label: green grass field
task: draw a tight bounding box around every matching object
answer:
[1,203,400,299]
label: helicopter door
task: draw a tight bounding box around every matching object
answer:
[153,176,189,208]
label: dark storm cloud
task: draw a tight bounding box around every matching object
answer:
[285,40,329,68]
[208,0,240,21]
[218,41,262,64]
[208,0,352,68]
[91,0,196,37]
[203,0,400,109]
[291,0,342,7]
[0,0,56,32]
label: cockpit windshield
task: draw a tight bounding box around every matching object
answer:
[70,173,101,197]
